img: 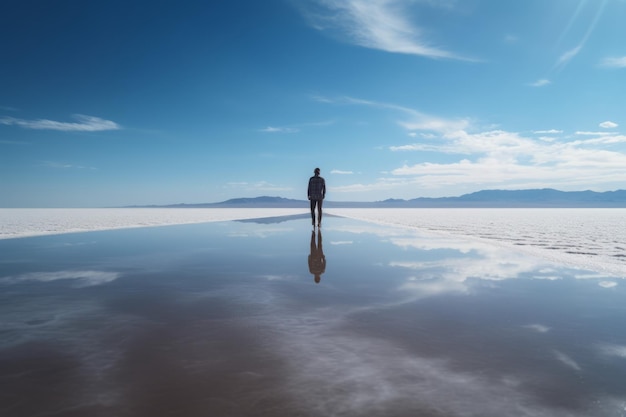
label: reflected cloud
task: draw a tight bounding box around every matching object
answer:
[554,350,582,371]
[329,218,600,300]
[388,238,556,299]
[258,274,297,282]
[263,303,608,417]
[597,343,626,359]
[227,227,293,239]
[522,324,551,333]
[329,223,410,238]
[2,270,120,287]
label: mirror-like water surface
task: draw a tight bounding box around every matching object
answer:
[1,215,625,417]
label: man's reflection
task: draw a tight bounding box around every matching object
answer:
[308,230,326,283]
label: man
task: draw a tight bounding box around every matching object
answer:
[307,167,326,228]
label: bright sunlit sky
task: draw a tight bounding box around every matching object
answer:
[2,0,626,207]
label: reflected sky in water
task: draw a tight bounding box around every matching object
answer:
[1,215,626,417]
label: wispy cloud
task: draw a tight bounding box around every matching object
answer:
[300,0,471,60]
[528,79,551,87]
[553,0,608,71]
[43,161,97,170]
[259,120,334,133]
[321,95,469,135]
[331,169,354,175]
[600,56,626,68]
[554,45,582,70]
[0,114,121,131]
[259,126,299,133]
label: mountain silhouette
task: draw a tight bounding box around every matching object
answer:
[127,189,626,208]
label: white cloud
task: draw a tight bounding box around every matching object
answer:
[384,135,626,192]
[600,56,626,68]
[599,121,618,129]
[570,135,626,145]
[528,79,551,87]
[301,0,470,60]
[537,137,557,143]
[398,114,470,134]
[319,97,626,199]
[575,131,614,136]
[331,169,354,175]
[259,126,299,133]
[390,143,430,151]
[599,281,617,288]
[0,114,121,131]
[533,129,563,134]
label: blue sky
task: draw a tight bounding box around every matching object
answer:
[2,0,626,207]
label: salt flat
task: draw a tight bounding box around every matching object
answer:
[2,208,625,278]
[0,208,306,240]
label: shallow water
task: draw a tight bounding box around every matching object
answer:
[1,214,625,417]
[334,208,626,277]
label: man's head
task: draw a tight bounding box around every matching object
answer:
[314,167,320,175]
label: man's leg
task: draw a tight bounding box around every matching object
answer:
[317,200,323,226]
[310,200,315,225]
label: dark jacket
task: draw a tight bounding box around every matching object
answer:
[308,175,326,200]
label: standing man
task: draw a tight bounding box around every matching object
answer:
[308,167,326,229]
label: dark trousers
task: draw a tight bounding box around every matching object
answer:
[310,199,323,224]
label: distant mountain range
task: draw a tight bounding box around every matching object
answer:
[129,189,626,208]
